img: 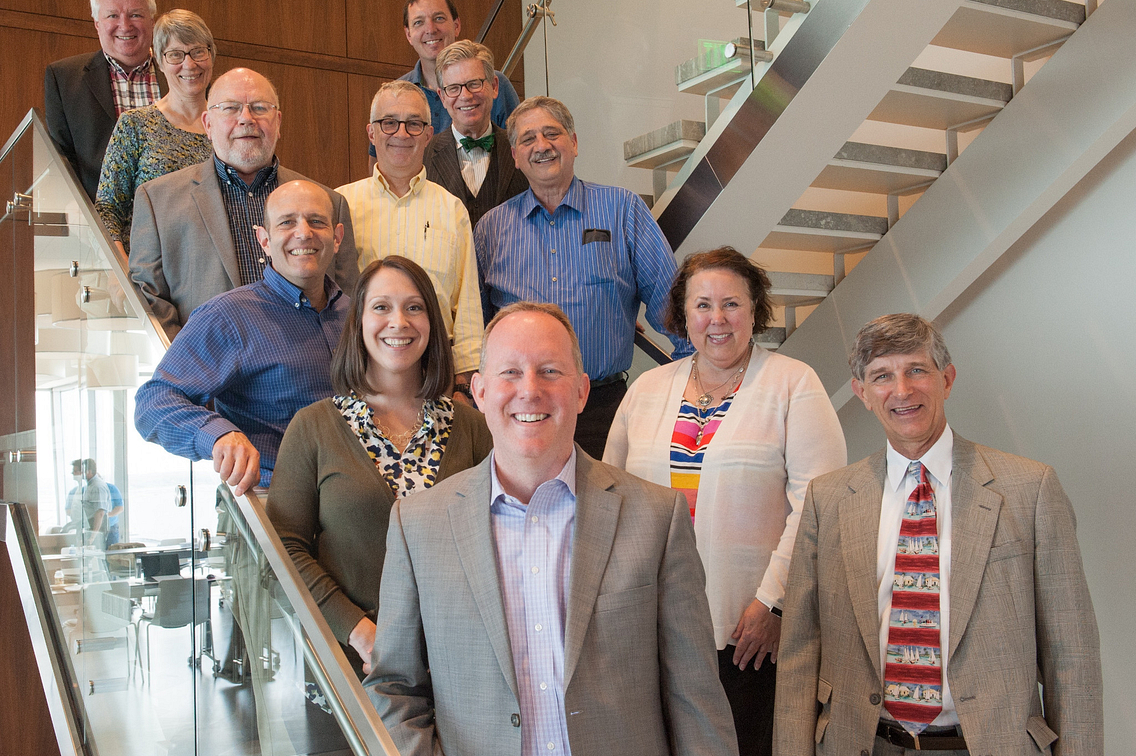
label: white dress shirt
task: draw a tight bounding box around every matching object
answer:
[490,449,577,756]
[453,123,492,197]
[876,425,960,727]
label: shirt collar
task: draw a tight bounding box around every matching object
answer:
[104,52,154,76]
[261,263,343,310]
[520,176,583,218]
[372,166,427,198]
[886,424,954,491]
[214,153,279,190]
[406,60,425,85]
[489,447,578,508]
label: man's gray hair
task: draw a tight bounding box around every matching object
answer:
[153,10,215,62]
[506,96,575,147]
[91,0,156,20]
[371,80,432,125]
[435,40,495,88]
[480,302,584,375]
[849,313,952,381]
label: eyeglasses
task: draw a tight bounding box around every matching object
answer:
[161,46,212,65]
[208,101,280,119]
[440,78,488,98]
[371,118,428,136]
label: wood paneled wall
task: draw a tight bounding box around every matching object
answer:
[0,0,524,188]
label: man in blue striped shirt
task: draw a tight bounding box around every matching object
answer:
[135,181,349,495]
[475,96,691,458]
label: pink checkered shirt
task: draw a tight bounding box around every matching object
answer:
[105,53,160,116]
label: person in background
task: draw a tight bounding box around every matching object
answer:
[604,247,846,756]
[267,256,491,684]
[134,181,349,496]
[775,313,1102,756]
[129,67,359,339]
[337,81,483,396]
[475,96,691,457]
[66,458,112,545]
[364,0,521,175]
[96,9,216,255]
[105,480,125,548]
[423,40,528,228]
[44,0,162,200]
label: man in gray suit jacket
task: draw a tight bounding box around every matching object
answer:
[775,314,1102,756]
[423,40,528,229]
[128,67,358,339]
[44,0,163,200]
[366,302,737,756]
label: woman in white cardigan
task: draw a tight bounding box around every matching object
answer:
[603,247,846,756]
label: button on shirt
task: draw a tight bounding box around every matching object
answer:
[490,450,577,756]
[336,166,483,373]
[134,265,348,488]
[475,178,692,381]
[877,426,959,727]
[214,154,279,286]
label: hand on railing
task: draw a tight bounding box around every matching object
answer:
[213,431,261,496]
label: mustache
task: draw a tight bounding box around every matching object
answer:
[531,149,558,162]
[231,127,263,139]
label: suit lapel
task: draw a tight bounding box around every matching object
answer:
[839,452,888,683]
[83,53,116,121]
[947,435,1002,657]
[489,126,515,205]
[563,453,622,686]
[429,131,468,201]
[189,161,242,288]
[447,463,521,701]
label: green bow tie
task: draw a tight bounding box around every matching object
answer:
[459,134,495,152]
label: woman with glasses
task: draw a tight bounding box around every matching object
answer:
[95,10,215,255]
[267,256,492,683]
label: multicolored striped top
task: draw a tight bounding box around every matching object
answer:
[669,390,739,521]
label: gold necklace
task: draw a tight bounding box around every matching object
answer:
[692,349,749,408]
[373,404,426,446]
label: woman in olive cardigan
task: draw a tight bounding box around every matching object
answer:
[267,256,492,677]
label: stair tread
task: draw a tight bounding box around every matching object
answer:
[676,38,772,94]
[815,141,946,194]
[767,271,834,307]
[870,67,1010,131]
[778,208,890,235]
[624,120,706,168]
[755,327,787,349]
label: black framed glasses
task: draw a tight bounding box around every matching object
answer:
[372,118,428,136]
[161,46,212,65]
[440,78,488,98]
[208,101,280,118]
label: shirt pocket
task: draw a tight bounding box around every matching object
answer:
[580,239,618,286]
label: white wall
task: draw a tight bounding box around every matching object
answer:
[838,126,1136,754]
[523,0,746,195]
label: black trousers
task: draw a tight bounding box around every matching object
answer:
[718,646,776,756]
[573,378,627,459]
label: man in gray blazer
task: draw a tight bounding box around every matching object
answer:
[44,0,162,200]
[366,302,737,756]
[775,314,1102,756]
[424,40,528,229]
[128,66,358,339]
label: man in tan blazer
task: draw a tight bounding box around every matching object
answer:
[775,313,1101,756]
[365,302,737,756]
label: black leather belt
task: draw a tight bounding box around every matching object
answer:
[589,373,627,389]
[876,721,967,751]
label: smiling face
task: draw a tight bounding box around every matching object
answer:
[511,106,577,196]
[94,0,154,69]
[405,0,461,64]
[204,69,282,183]
[255,181,342,298]
[369,89,433,184]
[685,268,755,372]
[471,311,588,484]
[852,350,956,460]
[440,58,498,139]
[361,267,431,385]
[157,37,213,99]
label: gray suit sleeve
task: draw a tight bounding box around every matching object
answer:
[364,501,443,756]
[331,189,360,296]
[128,182,182,339]
[1033,467,1103,756]
[43,64,77,172]
[773,481,824,756]
[658,490,740,756]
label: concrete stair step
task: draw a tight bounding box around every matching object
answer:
[870,67,1012,131]
[814,141,946,194]
[624,120,706,169]
[676,38,772,97]
[761,208,888,253]
[767,271,834,307]
[934,0,1082,58]
[755,327,787,350]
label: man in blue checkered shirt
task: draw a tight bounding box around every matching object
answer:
[135,180,350,495]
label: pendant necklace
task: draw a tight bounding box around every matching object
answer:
[692,350,748,408]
